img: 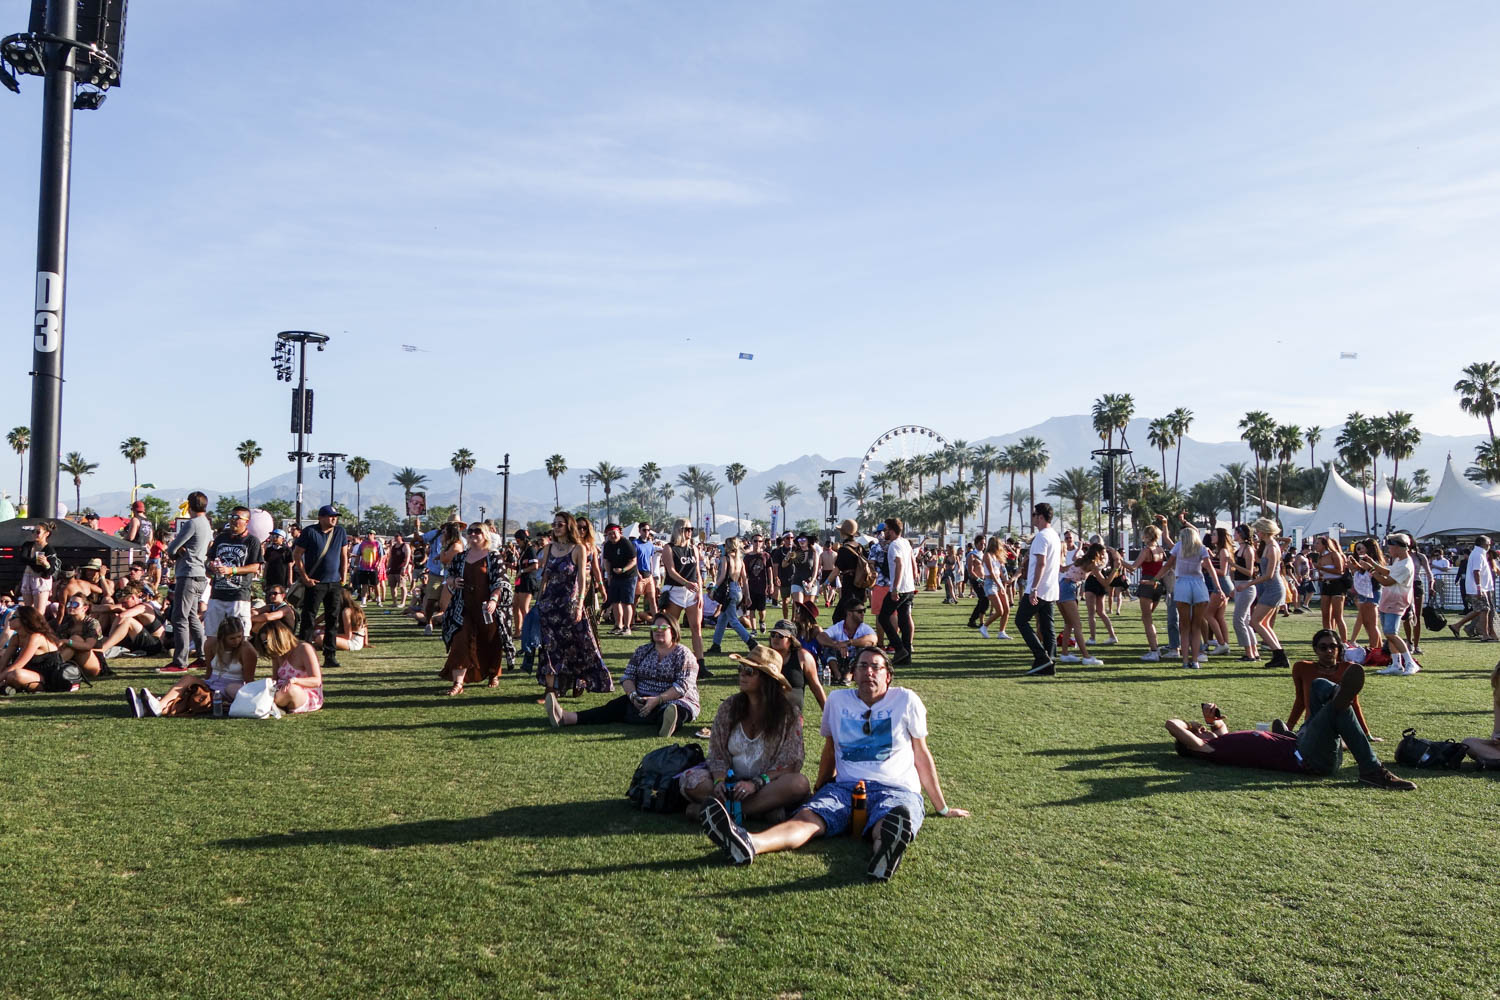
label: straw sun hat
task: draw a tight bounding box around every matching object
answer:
[726,644,791,690]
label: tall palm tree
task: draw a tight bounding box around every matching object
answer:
[119,436,148,493]
[762,480,799,525]
[1016,436,1049,516]
[1470,440,1500,484]
[702,474,722,529]
[657,484,677,519]
[544,454,568,512]
[1273,423,1302,519]
[345,456,370,522]
[60,452,97,515]
[636,461,661,519]
[1004,485,1030,524]
[591,461,625,524]
[724,462,747,535]
[1002,444,1025,535]
[236,440,262,507]
[971,443,1000,534]
[1218,462,1251,526]
[817,478,833,525]
[1147,418,1172,481]
[1237,411,1276,515]
[1046,467,1100,535]
[946,439,973,537]
[677,466,709,526]
[450,448,476,520]
[1454,360,1500,442]
[1336,413,1374,534]
[1168,407,1193,489]
[1304,425,1323,468]
[390,466,429,520]
[8,426,30,503]
[1412,468,1432,495]
[1381,411,1420,531]
[884,456,913,498]
[843,480,874,521]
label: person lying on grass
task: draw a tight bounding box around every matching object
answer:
[1286,628,1378,740]
[1462,662,1500,769]
[700,647,969,882]
[126,617,257,718]
[679,645,809,824]
[1166,656,1415,790]
[545,612,699,737]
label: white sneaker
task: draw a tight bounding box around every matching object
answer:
[423,623,434,636]
[1376,663,1403,675]
[1216,645,1233,655]
[1057,654,1082,664]
[1401,662,1421,675]
[139,688,162,717]
[1140,650,1161,662]
[1163,647,1179,658]
[1183,660,1201,669]
[978,625,990,639]
[994,631,1011,640]
[1196,651,1208,663]
[1100,637,1118,645]
[1081,657,1103,666]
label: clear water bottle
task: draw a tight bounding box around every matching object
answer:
[211,689,224,717]
[726,768,744,826]
[481,600,494,625]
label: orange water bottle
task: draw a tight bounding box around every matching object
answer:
[850,780,867,836]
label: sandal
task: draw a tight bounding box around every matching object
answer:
[446,683,464,696]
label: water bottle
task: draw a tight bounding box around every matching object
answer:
[211,689,224,717]
[481,600,494,625]
[850,780,868,836]
[726,768,744,826]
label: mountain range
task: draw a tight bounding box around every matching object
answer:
[68,414,1490,525]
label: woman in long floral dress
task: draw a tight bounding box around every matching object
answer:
[441,522,515,695]
[536,511,611,697]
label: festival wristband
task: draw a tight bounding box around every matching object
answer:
[937,806,951,817]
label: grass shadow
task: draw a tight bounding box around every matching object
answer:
[217,799,621,850]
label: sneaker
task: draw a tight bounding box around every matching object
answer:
[1100,637,1118,645]
[698,667,716,680]
[1401,662,1421,676]
[658,703,679,738]
[706,644,723,656]
[323,657,342,670]
[423,623,434,636]
[1163,647,1179,658]
[139,688,162,717]
[124,687,142,718]
[1271,718,1293,736]
[1056,654,1081,664]
[103,645,126,660]
[978,625,990,639]
[1183,661,1201,670]
[155,663,190,675]
[1411,645,1423,655]
[994,631,1011,640]
[1080,657,1104,666]
[1215,645,1233,655]
[1024,661,1056,676]
[867,805,916,881]
[544,692,561,728]
[891,651,912,666]
[1376,663,1404,675]
[701,798,755,865]
[1358,766,1416,791]
[1140,650,1161,663]
[1196,651,1208,663]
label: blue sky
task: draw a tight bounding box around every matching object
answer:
[4,1,1500,496]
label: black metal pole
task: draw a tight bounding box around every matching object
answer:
[329,461,336,506]
[499,453,510,538]
[295,338,307,523]
[26,0,79,518]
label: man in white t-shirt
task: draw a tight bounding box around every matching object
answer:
[817,602,878,684]
[1449,536,1496,641]
[877,518,918,666]
[1018,503,1062,676]
[700,647,969,881]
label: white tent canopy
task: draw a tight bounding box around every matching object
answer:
[1413,458,1500,537]
[1299,467,1428,538]
[1266,501,1317,538]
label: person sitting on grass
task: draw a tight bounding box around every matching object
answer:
[1165,654,1415,790]
[95,583,168,659]
[56,595,110,679]
[679,645,810,823]
[816,602,877,686]
[0,607,76,694]
[316,587,371,653]
[255,619,325,715]
[700,647,970,881]
[127,617,257,718]
[767,617,825,714]
[1287,628,1378,740]
[545,611,699,737]
[250,586,295,633]
[1462,662,1500,769]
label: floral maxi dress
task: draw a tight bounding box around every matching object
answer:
[537,551,612,694]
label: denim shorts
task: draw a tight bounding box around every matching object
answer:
[1255,579,1285,607]
[801,780,925,838]
[1379,611,1403,634]
[982,579,998,597]
[1059,578,1077,602]
[1173,576,1209,605]
[606,574,637,606]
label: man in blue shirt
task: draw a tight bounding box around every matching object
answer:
[633,523,659,617]
[293,505,350,668]
[415,522,451,636]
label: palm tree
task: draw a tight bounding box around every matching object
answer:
[390,466,429,520]
[1381,411,1420,531]
[1336,413,1374,534]
[1047,467,1100,535]
[1168,407,1193,489]
[884,456,913,498]
[763,480,799,524]
[677,466,709,526]
[450,448,476,519]
[1147,418,1172,481]
[1004,485,1030,524]
[544,454,568,512]
[236,440,263,507]
[702,473,722,529]
[636,461,661,520]
[1455,360,1500,442]
[59,451,97,515]
[119,436,148,493]
[1016,436,1049,516]
[657,484,677,519]
[1304,425,1322,468]
[817,478,833,517]
[723,462,747,536]
[1412,468,1432,495]
[345,456,370,522]
[1470,440,1500,484]
[971,443,1000,534]
[1238,411,1276,515]
[1002,444,1025,535]
[843,480,874,521]
[946,439,973,537]
[7,426,30,503]
[1218,462,1251,526]
[1274,423,1302,519]
[590,461,626,524]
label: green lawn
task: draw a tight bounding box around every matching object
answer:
[3,594,1497,1000]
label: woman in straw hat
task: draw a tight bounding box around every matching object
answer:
[679,644,809,823]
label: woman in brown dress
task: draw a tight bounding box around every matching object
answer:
[441,522,515,696]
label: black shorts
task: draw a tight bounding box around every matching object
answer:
[353,569,378,588]
[1083,577,1107,597]
[1319,578,1349,597]
[1110,576,1129,589]
[126,631,165,655]
[746,590,768,612]
[606,574,637,607]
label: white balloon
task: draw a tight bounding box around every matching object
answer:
[247,509,274,541]
[56,501,68,518]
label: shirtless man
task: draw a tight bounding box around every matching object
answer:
[817,540,840,608]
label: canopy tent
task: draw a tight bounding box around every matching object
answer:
[1265,502,1317,538]
[1297,467,1428,538]
[1412,458,1500,537]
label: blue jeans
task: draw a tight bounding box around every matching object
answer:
[801,780,925,837]
[711,581,755,647]
[1166,599,1180,650]
[521,606,541,652]
[1296,677,1379,773]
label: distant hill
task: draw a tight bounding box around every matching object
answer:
[75,416,1489,522]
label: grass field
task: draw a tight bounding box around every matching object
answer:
[3,593,1498,1000]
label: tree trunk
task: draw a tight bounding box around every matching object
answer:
[733,486,741,537]
[1387,457,1399,530]
[246,466,251,507]
[1174,441,1182,491]
[1007,469,1017,534]
[552,477,560,512]
[982,472,991,535]
[458,475,465,520]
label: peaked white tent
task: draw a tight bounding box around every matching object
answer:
[1300,467,1428,537]
[1413,458,1500,537]
[1266,501,1317,538]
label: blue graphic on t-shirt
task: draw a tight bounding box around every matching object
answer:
[840,713,893,763]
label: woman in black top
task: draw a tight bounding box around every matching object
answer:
[661,519,707,667]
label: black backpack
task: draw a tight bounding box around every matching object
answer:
[626,742,705,813]
[1394,728,1468,770]
[1422,605,1447,632]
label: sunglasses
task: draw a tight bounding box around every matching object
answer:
[649,624,673,632]
[862,709,873,735]
[67,602,81,609]
[467,530,485,536]
[738,667,757,677]
[1314,642,1340,651]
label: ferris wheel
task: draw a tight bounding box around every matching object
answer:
[857,425,950,484]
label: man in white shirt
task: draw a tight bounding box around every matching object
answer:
[1019,503,1062,676]
[1449,536,1496,641]
[877,518,918,666]
[817,602,878,684]
[700,647,969,881]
